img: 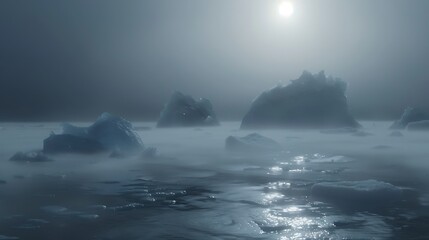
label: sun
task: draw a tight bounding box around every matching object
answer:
[278,1,294,18]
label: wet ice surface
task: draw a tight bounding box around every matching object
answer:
[0,122,429,239]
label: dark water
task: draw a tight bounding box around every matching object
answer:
[0,122,429,239]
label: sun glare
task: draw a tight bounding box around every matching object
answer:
[278,1,294,18]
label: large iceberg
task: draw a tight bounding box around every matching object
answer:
[225,133,281,152]
[311,180,402,207]
[43,113,144,154]
[390,107,429,129]
[157,91,219,127]
[241,71,360,129]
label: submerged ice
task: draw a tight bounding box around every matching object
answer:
[157,91,219,127]
[241,71,360,129]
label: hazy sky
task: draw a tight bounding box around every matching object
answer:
[1,0,429,121]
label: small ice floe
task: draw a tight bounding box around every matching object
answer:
[389,131,403,137]
[311,180,403,207]
[225,133,281,152]
[10,151,53,162]
[407,120,429,131]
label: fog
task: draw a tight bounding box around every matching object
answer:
[1,0,429,121]
[1,121,429,239]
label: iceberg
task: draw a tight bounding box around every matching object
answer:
[44,113,143,154]
[390,107,429,129]
[311,180,402,207]
[157,91,219,127]
[225,133,281,152]
[241,71,360,129]
[407,120,429,131]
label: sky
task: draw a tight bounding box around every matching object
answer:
[1,0,429,121]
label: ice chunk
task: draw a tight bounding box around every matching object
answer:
[43,134,105,154]
[44,113,143,153]
[157,91,219,127]
[390,107,429,129]
[241,71,360,129]
[225,133,281,152]
[407,120,429,131]
[311,180,402,207]
[10,151,53,162]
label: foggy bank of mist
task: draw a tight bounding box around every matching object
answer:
[1,0,429,121]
